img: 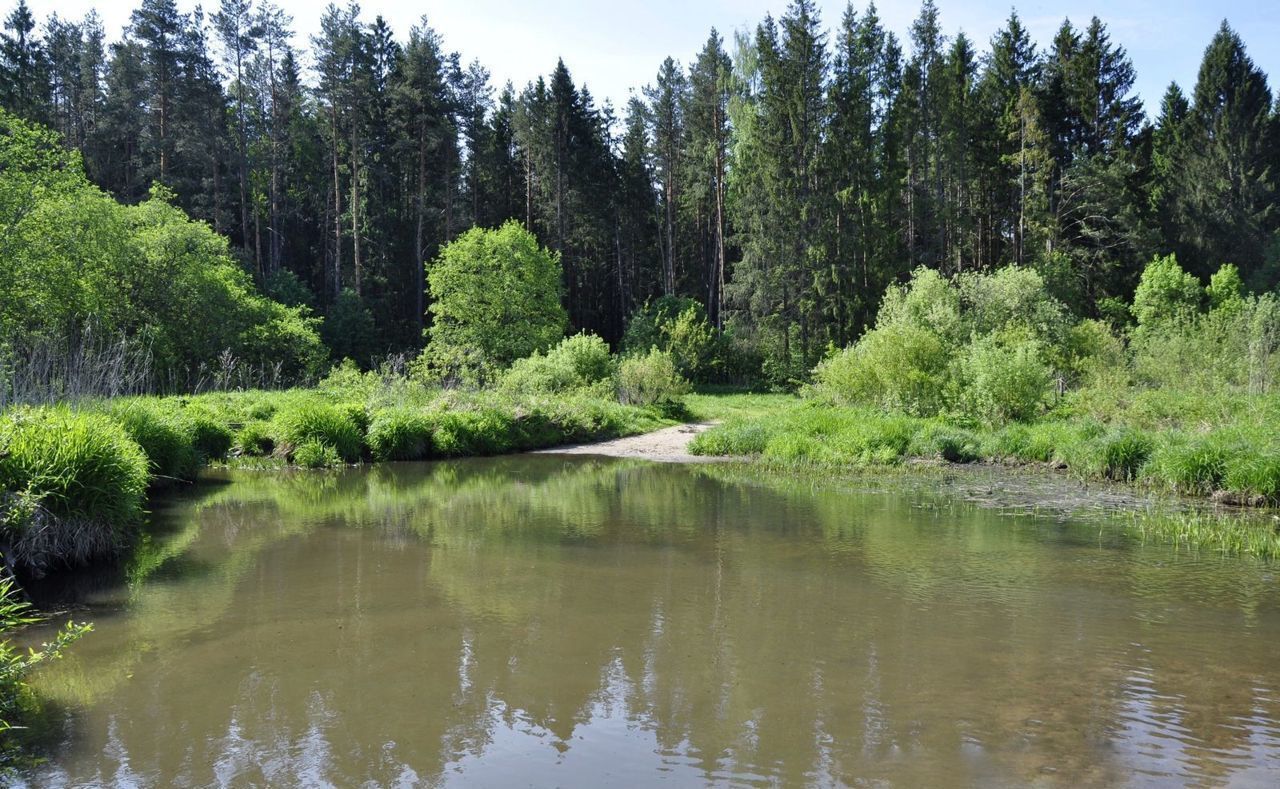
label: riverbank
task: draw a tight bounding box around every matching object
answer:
[0,374,678,575]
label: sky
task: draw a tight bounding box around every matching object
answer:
[19,0,1280,119]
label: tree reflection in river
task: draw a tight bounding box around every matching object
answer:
[19,456,1280,787]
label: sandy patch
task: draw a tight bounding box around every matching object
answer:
[534,422,719,463]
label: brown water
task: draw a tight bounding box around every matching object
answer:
[14,456,1280,787]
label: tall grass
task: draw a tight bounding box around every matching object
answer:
[0,407,149,570]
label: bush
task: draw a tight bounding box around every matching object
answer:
[500,333,615,395]
[811,324,949,416]
[272,401,364,463]
[1131,254,1202,330]
[616,348,690,407]
[957,266,1069,341]
[107,400,199,481]
[621,297,722,381]
[957,332,1053,425]
[366,409,435,461]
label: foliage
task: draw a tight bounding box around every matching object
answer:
[812,324,949,416]
[292,440,342,469]
[1,571,90,764]
[107,400,200,482]
[1130,254,1202,330]
[499,333,615,396]
[0,111,326,389]
[621,297,725,382]
[0,407,148,538]
[956,331,1054,425]
[423,222,567,382]
[321,289,379,366]
[271,401,364,464]
[366,409,434,462]
[616,348,690,407]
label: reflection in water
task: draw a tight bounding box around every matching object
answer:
[16,457,1280,787]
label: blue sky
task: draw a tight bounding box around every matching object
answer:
[23,0,1280,119]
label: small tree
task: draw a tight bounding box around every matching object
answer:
[422,222,567,381]
[1131,254,1202,329]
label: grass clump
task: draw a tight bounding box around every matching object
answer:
[366,409,434,461]
[107,400,200,482]
[183,407,233,462]
[235,421,275,456]
[271,400,364,463]
[0,407,149,568]
[292,440,343,469]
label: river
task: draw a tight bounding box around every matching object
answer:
[15,456,1280,786]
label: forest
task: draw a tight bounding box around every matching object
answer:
[3,0,1280,774]
[0,0,1274,383]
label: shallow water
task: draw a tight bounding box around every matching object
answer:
[15,456,1280,787]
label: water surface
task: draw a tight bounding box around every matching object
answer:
[18,457,1280,787]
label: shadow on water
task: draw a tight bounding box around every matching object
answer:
[11,455,1280,787]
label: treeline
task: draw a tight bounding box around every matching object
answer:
[1,0,1277,379]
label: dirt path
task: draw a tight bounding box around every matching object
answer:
[534,422,719,463]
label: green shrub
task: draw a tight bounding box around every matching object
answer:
[957,332,1053,425]
[811,323,949,416]
[272,401,363,463]
[1132,253,1202,330]
[423,222,567,378]
[616,348,690,407]
[621,297,722,381]
[500,333,615,395]
[107,400,199,482]
[367,409,435,461]
[293,440,342,469]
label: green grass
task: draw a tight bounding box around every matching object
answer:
[108,399,201,482]
[0,407,149,569]
[690,394,1280,510]
[0,376,679,571]
[685,391,797,422]
[270,401,365,463]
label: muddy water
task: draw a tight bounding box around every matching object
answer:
[15,457,1280,787]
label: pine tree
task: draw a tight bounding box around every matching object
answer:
[213,0,261,261]
[644,56,687,296]
[1167,22,1276,279]
[684,28,732,326]
[0,0,50,121]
